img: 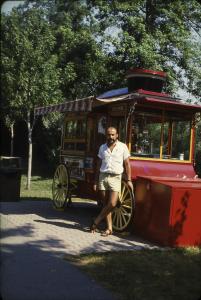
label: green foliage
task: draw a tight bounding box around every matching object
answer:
[87,0,201,98]
[1,6,62,123]
[33,113,62,167]
[49,0,112,98]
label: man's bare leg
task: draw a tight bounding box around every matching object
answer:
[91,190,107,232]
[94,191,119,231]
[106,212,112,232]
[99,190,107,207]
[106,191,119,232]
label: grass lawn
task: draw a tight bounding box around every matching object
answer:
[20,174,52,200]
[66,248,201,300]
[20,174,201,300]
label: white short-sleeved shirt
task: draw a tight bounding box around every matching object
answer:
[98,140,130,175]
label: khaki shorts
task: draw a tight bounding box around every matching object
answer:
[98,172,122,192]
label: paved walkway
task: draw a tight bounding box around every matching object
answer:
[0,199,158,300]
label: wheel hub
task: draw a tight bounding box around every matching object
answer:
[116,200,121,208]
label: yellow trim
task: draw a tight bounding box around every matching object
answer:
[160,111,165,159]
[64,138,86,143]
[61,150,85,155]
[169,122,173,156]
[189,124,194,162]
[159,146,163,158]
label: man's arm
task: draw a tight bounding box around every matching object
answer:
[124,158,131,180]
[124,158,133,190]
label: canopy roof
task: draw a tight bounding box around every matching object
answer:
[34,96,94,116]
[34,89,201,117]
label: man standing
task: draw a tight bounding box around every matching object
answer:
[90,127,133,236]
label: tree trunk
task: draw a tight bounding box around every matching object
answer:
[10,123,14,157]
[26,111,32,190]
[145,0,156,33]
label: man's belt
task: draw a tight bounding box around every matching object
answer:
[100,172,121,176]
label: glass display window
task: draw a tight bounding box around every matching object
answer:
[65,119,86,139]
[131,111,162,158]
[63,116,86,154]
[131,110,192,161]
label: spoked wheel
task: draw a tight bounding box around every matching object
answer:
[112,180,135,232]
[52,164,70,209]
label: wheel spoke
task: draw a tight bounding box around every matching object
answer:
[112,210,118,224]
[53,190,60,200]
[116,210,121,228]
[119,211,124,227]
[122,204,131,210]
[52,164,69,208]
[119,211,123,228]
[120,209,127,225]
[120,184,125,198]
[121,189,129,202]
[123,198,132,205]
[112,181,134,231]
[57,167,61,178]
[57,189,63,201]
[121,206,130,216]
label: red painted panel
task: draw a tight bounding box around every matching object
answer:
[170,188,201,246]
[127,68,167,78]
[145,181,171,245]
[137,176,201,186]
[136,89,171,98]
[130,160,197,181]
[134,176,201,247]
[144,97,201,111]
[134,178,171,245]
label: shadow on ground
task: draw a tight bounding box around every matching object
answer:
[0,224,116,300]
[0,198,99,229]
[0,199,157,253]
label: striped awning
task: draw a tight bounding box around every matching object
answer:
[34,96,94,116]
[34,92,201,117]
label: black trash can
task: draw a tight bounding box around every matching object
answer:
[0,157,22,202]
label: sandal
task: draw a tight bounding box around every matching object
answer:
[101,229,113,237]
[90,220,98,233]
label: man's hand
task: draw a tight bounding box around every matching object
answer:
[127,180,133,191]
[93,184,97,192]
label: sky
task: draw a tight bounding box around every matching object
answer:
[1,1,24,14]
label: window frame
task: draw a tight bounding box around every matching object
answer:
[129,109,194,162]
[62,115,87,155]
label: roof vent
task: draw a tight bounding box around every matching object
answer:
[126,68,167,93]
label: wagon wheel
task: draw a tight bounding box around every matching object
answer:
[112,180,135,232]
[52,164,70,209]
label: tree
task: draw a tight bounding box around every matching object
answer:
[28,0,112,98]
[48,0,112,98]
[87,0,201,99]
[1,6,62,189]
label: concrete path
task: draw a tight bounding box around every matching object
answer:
[0,199,158,300]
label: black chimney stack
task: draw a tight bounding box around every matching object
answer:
[126,68,167,93]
